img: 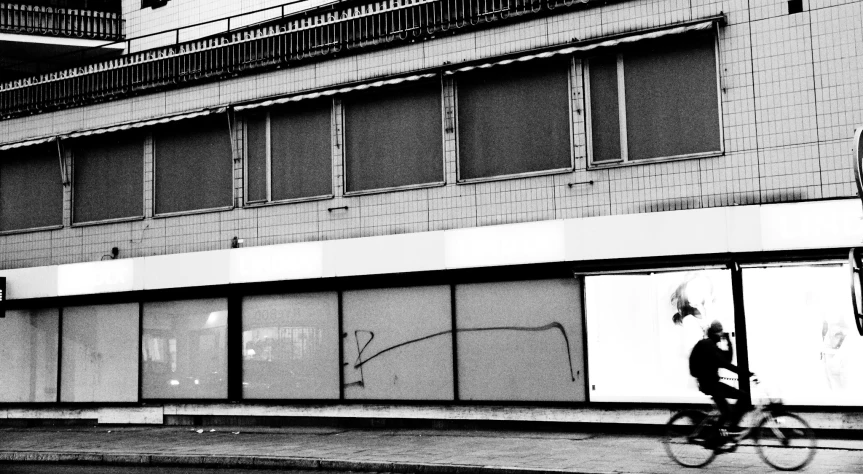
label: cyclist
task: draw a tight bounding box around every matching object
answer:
[689,320,752,439]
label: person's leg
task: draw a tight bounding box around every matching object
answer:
[711,382,750,429]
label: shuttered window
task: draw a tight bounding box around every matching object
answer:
[72,132,143,223]
[0,144,63,231]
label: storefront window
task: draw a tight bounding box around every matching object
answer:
[585,269,735,403]
[142,298,228,399]
[455,279,585,401]
[0,308,58,402]
[61,303,139,402]
[242,292,339,399]
[342,286,453,400]
[744,264,863,406]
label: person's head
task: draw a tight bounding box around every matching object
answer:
[671,274,715,325]
[706,320,724,342]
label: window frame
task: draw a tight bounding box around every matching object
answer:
[151,117,235,219]
[70,133,146,227]
[454,58,576,184]
[585,31,725,169]
[340,78,447,197]
[242,101,335,208]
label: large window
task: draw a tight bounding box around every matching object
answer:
[154,116,233,214]
[455,279,585,401]
[585,269,734,403]
[0,308,59,402]
[0,144,63,231]
[72,133,143,224]
[343,81,443,193]
[744,264,863,406]
[588,33,721,165]
[242,292,339,399]
[142,298,228,399]
[456,61,572,181]
[245,101,332,204]
[342,286,453,400]
[61,304,139,402]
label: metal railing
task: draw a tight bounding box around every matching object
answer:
[0,0,583,119]
[0,3,123,40]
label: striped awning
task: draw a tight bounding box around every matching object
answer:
[0,107,227,150]
[443,19,717,75]
[234,73,438,112]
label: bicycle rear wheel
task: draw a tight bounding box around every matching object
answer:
[663,410,717,468]
[754,411,816,471]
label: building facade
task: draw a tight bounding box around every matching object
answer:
[1,0,862,427]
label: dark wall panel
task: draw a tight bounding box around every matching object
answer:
[625,34,721,160]
[0,144,63,231]
[72,132,143,223]
[457,61,571,180]
[588,56,622,163]
[271,100,332,200]
[344,81,443,193]
[245,114,268,203]
[154,115,233,214]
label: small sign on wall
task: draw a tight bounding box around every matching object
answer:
[0,276,5,318]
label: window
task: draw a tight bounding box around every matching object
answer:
[456,60,572,181]
[0,144,63,232]
[342,286,453,400]
[242,292,339,399]
[61,303,139,402]
[153,115,233,215]
[142,0,169,8]
[142,298,228,399]
[344,81,443,193]
[245,101,332,204]
[455,279,585,402]
[588,32,721,165]
[0,308,58,402]
[72,133,143,224]
[744,264,863,406]
[585,269,734,403]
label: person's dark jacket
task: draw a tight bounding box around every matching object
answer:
[689,337,739,386]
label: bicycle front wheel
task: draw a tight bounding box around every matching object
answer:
[754,411,816,471]
[663,410,717,468]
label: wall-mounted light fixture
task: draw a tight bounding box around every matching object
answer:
[231,237,244,249]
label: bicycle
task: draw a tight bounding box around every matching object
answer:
[662,378,816,471]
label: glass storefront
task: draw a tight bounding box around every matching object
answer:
[585,269,735,403]
[61,303,139,402]
[242,292,339,399]
[142,298,228,399]
[0,308,58,402]
[744,264,863,406]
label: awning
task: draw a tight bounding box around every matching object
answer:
[0,107,227,150]
[66,107,226,139]
[234,73,438,112]
[0,135,56,152]
[443,19,717,75]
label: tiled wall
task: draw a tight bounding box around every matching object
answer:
[1,0,862,269]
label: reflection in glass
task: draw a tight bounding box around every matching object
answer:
[242,293,339,399]
[142,299,227,399]
[61,303,139,402]
[745,264,863,406]
[0,308,58,402]
[585,269,734,403]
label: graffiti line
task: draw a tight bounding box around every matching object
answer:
[352,322,576,381]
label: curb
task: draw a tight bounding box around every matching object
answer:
[0,451,607,474]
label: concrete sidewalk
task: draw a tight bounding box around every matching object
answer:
[0,425,862,473]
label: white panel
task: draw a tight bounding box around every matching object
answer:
[326,231,446,277]
[0,266,58,299]
[760,199,863,251]
[725,205,763,253]
[230,242,324,283]
[445,221,565,269]
[57,259,142,296]
[564,208,729,261]
[143,250,230,290]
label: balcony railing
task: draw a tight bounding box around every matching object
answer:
[0,3,124,40]
[0,0,582,120]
